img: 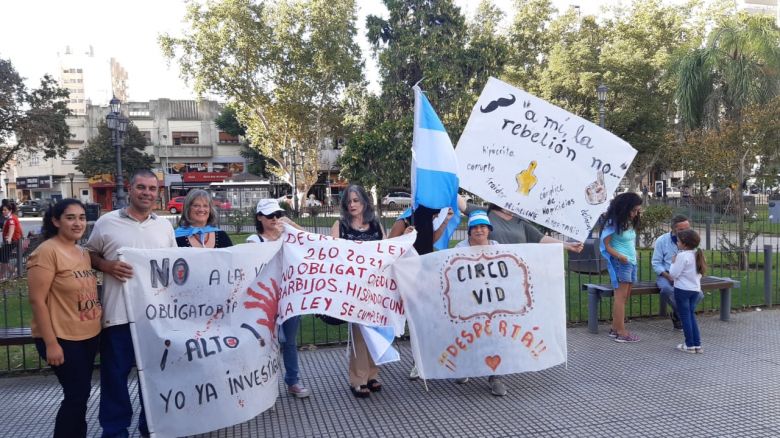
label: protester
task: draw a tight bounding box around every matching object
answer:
[330,184,385,398]
[1,201,22,279]
[451,210,504,391]
[599,192,643,343]
[28,199,101,438]
[246,198,310,399]
[457,197,584,251]
[456,197,583,395]
[246,198,303,243]
[174,189,232,248]
[388,206,451,381]
[86,170,176,438]
[670,229,707,353]
[651,215,691,330]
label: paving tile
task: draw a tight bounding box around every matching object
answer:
[0,309,779,437]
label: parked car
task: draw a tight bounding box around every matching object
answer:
[381,191,412,208]
[166,196,185,214]
[17,200,51,217]
[665,187,681,198]
[212,197,232,210]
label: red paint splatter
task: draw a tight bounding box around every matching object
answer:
[244,279,280,338]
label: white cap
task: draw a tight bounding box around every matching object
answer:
[256,199,283,215]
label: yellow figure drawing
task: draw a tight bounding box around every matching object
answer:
[516,160,538,195]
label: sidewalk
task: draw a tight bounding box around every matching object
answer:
[2,309,779,437]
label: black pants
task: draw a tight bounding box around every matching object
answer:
[35,335,100,438]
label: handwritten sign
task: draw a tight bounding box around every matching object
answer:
[266,227,416,336]
[122,243,283,438]
[456,77,637,241]
[392,243,567,379]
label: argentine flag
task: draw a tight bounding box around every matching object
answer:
[411,85,460,249]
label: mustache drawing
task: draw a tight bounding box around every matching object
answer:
[480,94,516,113]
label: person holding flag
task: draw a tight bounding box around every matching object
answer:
[409,84,461,253]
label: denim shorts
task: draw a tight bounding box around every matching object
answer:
[611,259,637,284]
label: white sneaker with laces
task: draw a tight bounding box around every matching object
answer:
[409,365,419,381]
[288,383,311,398]
[676,344,697,354]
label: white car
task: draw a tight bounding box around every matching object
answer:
[381,191,412,208]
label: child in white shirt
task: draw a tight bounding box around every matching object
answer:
[669,229,707,353]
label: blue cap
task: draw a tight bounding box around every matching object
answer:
[467,210,492,230]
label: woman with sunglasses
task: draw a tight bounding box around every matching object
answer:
[330,184,386,399]
[246,198,310,398]
[174,190,233,248]
[28,199,101,437]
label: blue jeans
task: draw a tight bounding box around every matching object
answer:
[280,316,301,387]
[99,324,147,438]
[610,259,637,283]
[656,276,678,312]
[674,288,704,347]
[35,336,99,438]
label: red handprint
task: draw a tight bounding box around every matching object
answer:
[243,279,280,338]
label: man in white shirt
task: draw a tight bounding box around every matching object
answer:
[86,170,176,438]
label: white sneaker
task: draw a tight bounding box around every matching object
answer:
[409,365,419,381]
[288,383,311,398]
[676,344,697,354]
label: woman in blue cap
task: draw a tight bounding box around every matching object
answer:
[455,210,498,248]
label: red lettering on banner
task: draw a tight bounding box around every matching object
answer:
[439,319,548,369]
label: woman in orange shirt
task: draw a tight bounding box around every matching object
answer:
[28,199,101,438]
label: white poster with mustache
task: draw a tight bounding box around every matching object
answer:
[455,77,638,241]
[392,243,567,380]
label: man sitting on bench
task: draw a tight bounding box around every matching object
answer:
[651,214,690,330]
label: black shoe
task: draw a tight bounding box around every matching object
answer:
[671,311,683,330]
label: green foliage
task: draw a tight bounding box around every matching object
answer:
[160,0,363,199]
[0,58,72,170]
[638,203,674,248]
[73,121,154,179]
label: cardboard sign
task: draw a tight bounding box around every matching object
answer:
[456,77,637,240]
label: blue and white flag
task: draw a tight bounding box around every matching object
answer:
[411,85,460,249]
[360,325,400,365]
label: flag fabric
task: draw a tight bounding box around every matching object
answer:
[359,325,400,365]
[411,85,460,250]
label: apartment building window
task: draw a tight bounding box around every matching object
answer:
[218,131,240,144]
[172,131,199,145]
[29,155,40,166]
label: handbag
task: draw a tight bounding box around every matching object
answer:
[316,314,347,326]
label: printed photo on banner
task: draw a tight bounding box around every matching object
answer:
[393,243,567,380]
[456,77,638,241]
[261,226,417,335]
[121,243,283,438]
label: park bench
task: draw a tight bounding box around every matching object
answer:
[0,327,33,346]
[583,276,740,334]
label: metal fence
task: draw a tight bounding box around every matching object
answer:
[2,200,777,374]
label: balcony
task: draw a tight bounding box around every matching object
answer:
[154,145,214,158]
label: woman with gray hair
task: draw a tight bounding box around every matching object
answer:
[330,184,386,398]
[174,190,232,248]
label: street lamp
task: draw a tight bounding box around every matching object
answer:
[67,173,75,198]
[596,83,608,128]
[106,97,129,209]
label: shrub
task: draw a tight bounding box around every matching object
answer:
[638,204,674,248]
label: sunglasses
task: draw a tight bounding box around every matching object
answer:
[262,212,284,219]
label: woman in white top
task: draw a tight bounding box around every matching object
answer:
[669,229,707,354]
[246,199,310,398]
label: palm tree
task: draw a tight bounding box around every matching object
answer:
[674,13,780,264]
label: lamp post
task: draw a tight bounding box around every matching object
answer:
[596,83,608,128]
[67,173,75,198]
[106,97,129,209]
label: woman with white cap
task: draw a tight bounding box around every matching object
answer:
[247,198,310,398]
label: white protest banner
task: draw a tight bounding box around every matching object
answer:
[122,243,282,438]
[393,243,567,379]
[269,226,416,335]
[456,77,637,241]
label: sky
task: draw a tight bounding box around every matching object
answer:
[0,0,618,103]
